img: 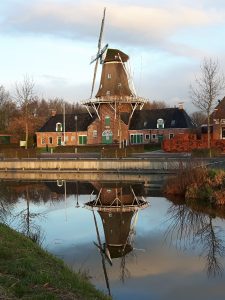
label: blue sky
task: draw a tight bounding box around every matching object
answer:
[1,0,225,112]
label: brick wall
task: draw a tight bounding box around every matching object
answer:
[129,128,191,144]
[36,131,87,148]
[87,103,130,145]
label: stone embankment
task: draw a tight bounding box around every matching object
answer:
[0,157,207,174]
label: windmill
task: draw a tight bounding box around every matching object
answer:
[82,9,147,147]
[90,7,108,99]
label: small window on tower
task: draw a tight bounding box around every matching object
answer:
[107,73,111,79]
[93,130,97,138]
[105,116,110,126]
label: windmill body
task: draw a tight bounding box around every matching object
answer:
[84,47,146,145]
[96,48,133,98]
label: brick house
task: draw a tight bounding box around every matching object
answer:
[210,97,225,140]
[129,107,195,144]
[162,98,225,152]
[36,112,97,147]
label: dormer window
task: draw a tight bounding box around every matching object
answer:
[157,119,164,129]
[107,73,111,79]
[56,122,62,132]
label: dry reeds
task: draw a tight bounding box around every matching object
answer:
[164,163,208,198]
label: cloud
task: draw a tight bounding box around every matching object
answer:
[1,0,225,57]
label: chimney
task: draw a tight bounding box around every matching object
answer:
[178,102,184,110]
[50,109,57,116]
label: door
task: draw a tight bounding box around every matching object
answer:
[102,130,113,144]
[57,136,62,146]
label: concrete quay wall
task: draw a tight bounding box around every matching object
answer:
[0,158,204,173]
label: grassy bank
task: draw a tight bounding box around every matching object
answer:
[0,224,110,299]
[164,166,225,206]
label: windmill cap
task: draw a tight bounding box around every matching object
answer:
[104,48,129,63]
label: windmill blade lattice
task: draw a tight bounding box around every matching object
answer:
[90,8,107,98]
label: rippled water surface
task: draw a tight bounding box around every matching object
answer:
[1,178,225,300]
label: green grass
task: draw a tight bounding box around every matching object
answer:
[0,224,110,299]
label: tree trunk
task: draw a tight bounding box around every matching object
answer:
[207,113,211,157]
[25,103,28,149]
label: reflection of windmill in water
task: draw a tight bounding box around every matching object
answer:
[83,8,146,147]
[85,182,148,295]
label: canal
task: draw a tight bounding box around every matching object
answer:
[1,177,225,300]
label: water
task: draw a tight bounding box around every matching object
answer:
[1,178,225,300]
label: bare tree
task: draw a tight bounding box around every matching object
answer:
[190,111,207,127]
[143,100,167,110]
[0,85,17,132]
[15,75,35,149]
[190,58,225,151]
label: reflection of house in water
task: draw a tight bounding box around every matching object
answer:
[85,182,148,294]
[44,181,98,201]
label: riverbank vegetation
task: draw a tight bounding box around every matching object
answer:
[0,224,110,299]
[164,165,225,206]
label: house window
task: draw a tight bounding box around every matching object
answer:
[130,134,143,144]
[49,137,53,144]
[157,119,164,129]
[145,134,150,140]
[106,91,110,96]
[57,136,62,146]
[41,137,46,145]
[79,135,87,145]
[169,133,174,139]
[107,73,111,79]
[222,127,225,139]
[152,134,156,139]
[105,116,110,126]
[65,135,69,142]
[71,136,75,141]
[56,122,62,132]
[93,130,97,138]
[118,83,122,87]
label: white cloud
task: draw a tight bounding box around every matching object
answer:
[1,0,225,106]
[1,0,225,56]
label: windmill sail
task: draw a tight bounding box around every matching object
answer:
[90,8,106,98]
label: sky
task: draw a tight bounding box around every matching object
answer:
[1,0,225,112]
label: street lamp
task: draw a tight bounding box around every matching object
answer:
[75,115,77,154]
